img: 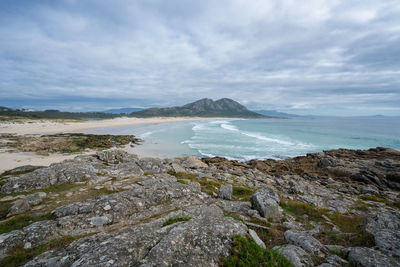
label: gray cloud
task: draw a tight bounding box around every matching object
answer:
[0,0,399,115]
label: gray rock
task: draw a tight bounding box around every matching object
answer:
[363,212,400,257]
[137,158,166,173]
[250,189,280,219]
[25,192,47,206]
[217,200,251,214]
[317,254,348,267]
[374,230,400,258]
[218,184,233,200]
[361,186,379,196]
[345,247,399,267]
[171,163,186,173]
[25,205,248,267]
[8,199,31,217]
[23,220,59,247]
[249,229,266,249]
[364,212,400,234]
[90,216,111,227]
[284,230,328,258]
[0,230,24,255]
[274,244,313,267]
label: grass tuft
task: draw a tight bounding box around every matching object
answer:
[162,215,191,227]
[232,186,255,201]
[220,235,293,267]
[0,213,53,234]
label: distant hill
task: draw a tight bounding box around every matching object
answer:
[253,110,299,117]
[130,98,268,118]
[102,108,144,114]
[0,108,119,120]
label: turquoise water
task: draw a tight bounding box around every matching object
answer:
[87,117,400,160]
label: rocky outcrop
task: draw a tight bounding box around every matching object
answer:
[25,205,247,267]
[0,148,399,266]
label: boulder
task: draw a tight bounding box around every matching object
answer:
[345,247,399,267]
[250,189,280,219]
[171,163,186,173]
[218,184,233,200]
[284,230,328,258]
[274,244,313,267]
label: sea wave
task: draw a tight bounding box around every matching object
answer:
[220,123,239,132]
[139,131,153,138]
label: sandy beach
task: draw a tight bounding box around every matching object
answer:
[0,116,214,135]
[0,117,216,173]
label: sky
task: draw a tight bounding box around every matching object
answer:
[0,0,400,116]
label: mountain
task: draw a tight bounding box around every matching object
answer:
[102,108,144,114]
[253,110,299,117]
[130,98,268,118]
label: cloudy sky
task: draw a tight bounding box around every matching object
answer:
[1,0,400,115]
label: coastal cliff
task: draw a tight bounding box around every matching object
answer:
[0,147,399,266]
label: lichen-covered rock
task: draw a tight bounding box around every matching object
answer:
[218,184,232,200]
[7,199,31,217]
[274,244,313,267]
[284,230,328,258]
[25,205,247,267]
[250,189,280,219]
[25,192,47,206]
[137,157,166,173]
[0,221,58,256]
[317,254,348,267]
[0,230,25,255]
[52,175,204,234]
[363,212,400,257]
[345,247,399,267]
[364,213,400,234]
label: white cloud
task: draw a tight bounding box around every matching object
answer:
[0,0,399,115]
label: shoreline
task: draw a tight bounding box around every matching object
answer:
[0,117,223,173]
[0,116,225,135]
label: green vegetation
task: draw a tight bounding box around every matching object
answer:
[328,248,346,259]
[220,235,293,267]
[53,133,137,153]
[359,195,386,203]
[162,215,191,227]
[232,186,255,201]
[0,234,93,267]
[0,107,119,120]
[0,214,53,234]
[177,179,188,185]
[280,199,329,222]
[359,195,400,210]
[280,199,374,247]
[316,230,374,247]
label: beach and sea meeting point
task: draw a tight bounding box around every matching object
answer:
[0,1,399,266]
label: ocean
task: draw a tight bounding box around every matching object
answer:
[87,117,400,161]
